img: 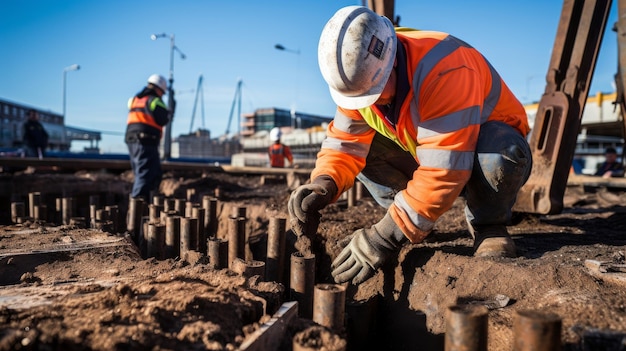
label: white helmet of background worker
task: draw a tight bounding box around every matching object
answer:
[147,74,168,94]
[318,6,397,110]
[269,127,282,142]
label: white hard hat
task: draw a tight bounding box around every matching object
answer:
[318,6,397,110]
[147,74,167,93]
[269,127,282,141]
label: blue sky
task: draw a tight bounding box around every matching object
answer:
[0,1,619,153]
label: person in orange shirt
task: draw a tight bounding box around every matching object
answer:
[288,6,532,285]
[268,127,293,168]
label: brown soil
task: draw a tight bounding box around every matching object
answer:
[0,169,625,350]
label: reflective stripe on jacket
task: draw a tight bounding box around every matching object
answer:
[312,29,530,242]
[126,95,166,136]
[268,143,293,167]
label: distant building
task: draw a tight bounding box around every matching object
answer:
[241,107,333,137]
[0,98,101,153]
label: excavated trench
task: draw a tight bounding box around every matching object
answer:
[1,170,626,350]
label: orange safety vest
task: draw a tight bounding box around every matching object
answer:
[127,96,164,136]
[268,143,293,167]
[312,29,530,242]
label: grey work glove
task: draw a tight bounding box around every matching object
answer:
[331,213,407,285]
[288,176,338,237]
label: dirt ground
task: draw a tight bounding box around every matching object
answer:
[0,168,625,350]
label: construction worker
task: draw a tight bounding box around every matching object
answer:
[125,74,169,200]
[595,147,625,178]
[268,127,294,168]
[288,6,532,285]
[22,109,49,159]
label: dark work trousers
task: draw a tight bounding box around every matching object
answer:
[127,142,162,200]
[356,121,532,227]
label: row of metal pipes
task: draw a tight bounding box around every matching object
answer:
[8,189,563,350]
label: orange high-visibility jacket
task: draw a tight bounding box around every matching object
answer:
[268,143,293,168]
[311,29,530,243]
[127,95,166,137]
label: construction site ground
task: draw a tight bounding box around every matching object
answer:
[0,168,625,350]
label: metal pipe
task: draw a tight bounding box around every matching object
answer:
[163,198,174,212]
[127,198,144,242]
[28,192,40,219]
[186,188,196,202]
[180,217,198,257]
[513,310,561,351]
[202,195,218,237]
[232,257,266,280]
[185,201,194,218]
[149,204,161,223]
[347,186,356,207]
[105,205,119,233]
[290,252,316,318]
[313,284,346,332]
[192,207,206,254]
[174,198,186,216]
[445,304,489,351]
[165,215,180,259]
[152,194,163,206]
[147,223,165,259]
[266,217,287,283]
[33,204,45,222]
[228,216,246,268]
[208,237,228,269]
[62,197,73,225]
[10,202,25,224]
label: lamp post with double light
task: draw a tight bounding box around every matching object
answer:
[151,33,186,160]
[274,44,300,128]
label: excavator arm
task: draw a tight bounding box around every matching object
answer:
[513,0,613,214]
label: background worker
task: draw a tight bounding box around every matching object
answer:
[125,74,169,200]
[595,147,625,178]
[23,109,49,159]
[288,6,532,285]
[268,127,294,168]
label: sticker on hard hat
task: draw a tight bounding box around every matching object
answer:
[368,35,385,60]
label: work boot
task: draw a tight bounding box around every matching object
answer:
[466,221,517,258]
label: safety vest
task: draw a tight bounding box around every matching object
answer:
[268,143,292,167]
[312,29,530,242]
[127,96,164,135]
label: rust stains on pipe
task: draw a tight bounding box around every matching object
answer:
[513,310,561,351]
[313,284,346,332]
[290,252,316,319]
[445,304,488,351]
[266,217,287,283]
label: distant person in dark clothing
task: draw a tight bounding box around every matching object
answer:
[595,147,624,178]
[125,74,169,200]
[23,109,49,159]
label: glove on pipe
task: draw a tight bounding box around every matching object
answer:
[287,175,338,237]
[331,212,407,285]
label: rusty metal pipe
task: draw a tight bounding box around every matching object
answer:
[228,216,246,268]
[180,217,198,257]
[313,284,346,332]
[165,215,180,259]
[127,198,144,242]
[445,304,488,351]
[62,197,73,225]
[146,223,165,259]
[202,196,218,237]
[11,202,25,224]
[28,192,40,219]
[513,310,561,351]
[192,207,206,254]
[266,217,287,283]
[290,252,316,318]
[208,237,228,269]
[232,257,266,280]
[174,198,186,216]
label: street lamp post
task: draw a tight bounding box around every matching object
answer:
[63,64,80,121]
[275,44,300,129]
[151,33,186,160]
